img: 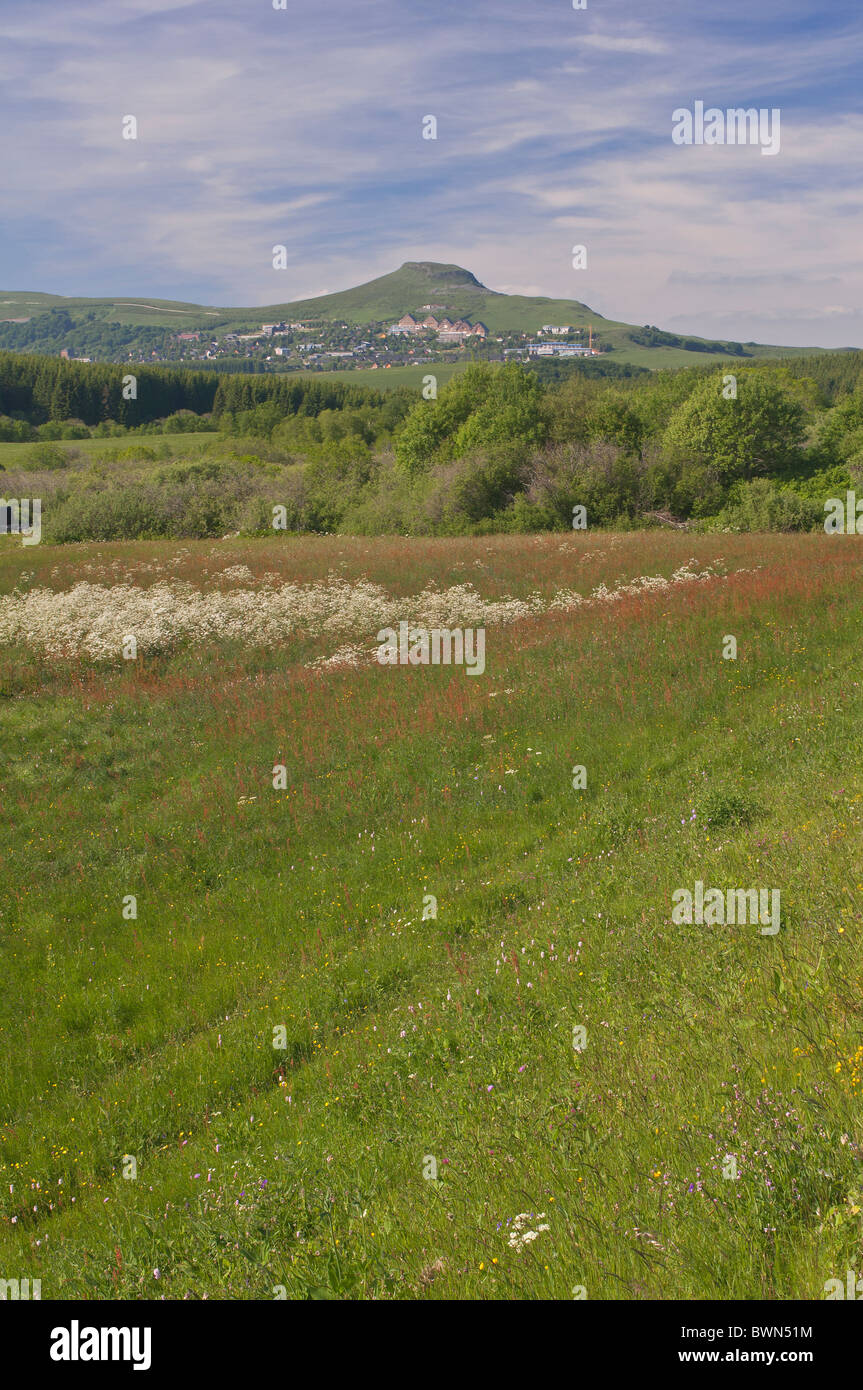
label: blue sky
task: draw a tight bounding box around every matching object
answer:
[1,0,861,345]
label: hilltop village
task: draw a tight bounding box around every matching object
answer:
[156,309,603,372]
[1,300,604,373]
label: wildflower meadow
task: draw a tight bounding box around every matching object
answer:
[2,529,862,1300]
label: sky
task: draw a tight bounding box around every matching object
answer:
[1,0,861,346]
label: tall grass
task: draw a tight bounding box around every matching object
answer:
[1,533,862,1299]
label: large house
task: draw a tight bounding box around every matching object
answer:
[528,341,596,358]
[388,313,419,336]
[439,318,487,342]
[389,312,487,341]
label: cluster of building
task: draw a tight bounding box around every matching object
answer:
[504,325,600,359]
[388,314,600,356]
[273,344,369,360]
[128,311,603,371]
[389,313,488,343]
[260,321,310,335]
[223,320,316,344]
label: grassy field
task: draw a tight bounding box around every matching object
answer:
[0,431,218,469]
[317,360,468,389]
[602,344,816,370]
[1,531,862,1300]
[283,339,822,383]
[303,351,745,385]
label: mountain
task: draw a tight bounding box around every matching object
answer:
[0,263,832,369]
[272,261,511,324]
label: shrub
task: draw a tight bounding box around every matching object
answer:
[712,479,822,532]
[113,445,158,464]
[26,441,75,470]
[396,363,546,476]
[700,789,760,828]
[417,447,528,530]
[0,415,37,443]
[526,440,644,527]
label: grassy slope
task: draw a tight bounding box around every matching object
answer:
[1,532,862,1300]
[0,292,229,332]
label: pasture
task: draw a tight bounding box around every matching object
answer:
[1,531,862,1299]
[0,431,216,469]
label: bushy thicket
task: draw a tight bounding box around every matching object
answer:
[46,459,284,543]
[7,352,863,538]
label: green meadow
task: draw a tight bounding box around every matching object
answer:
[0,431,217,469]
[1,531,862,1299]
[320,361,468,389]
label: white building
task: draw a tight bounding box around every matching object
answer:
[528,342,590,357]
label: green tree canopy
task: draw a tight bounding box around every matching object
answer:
[395,362,546,476]
[662,370,807,480]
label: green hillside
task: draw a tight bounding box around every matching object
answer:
[0,262,837,368]
[262,260,604,335]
